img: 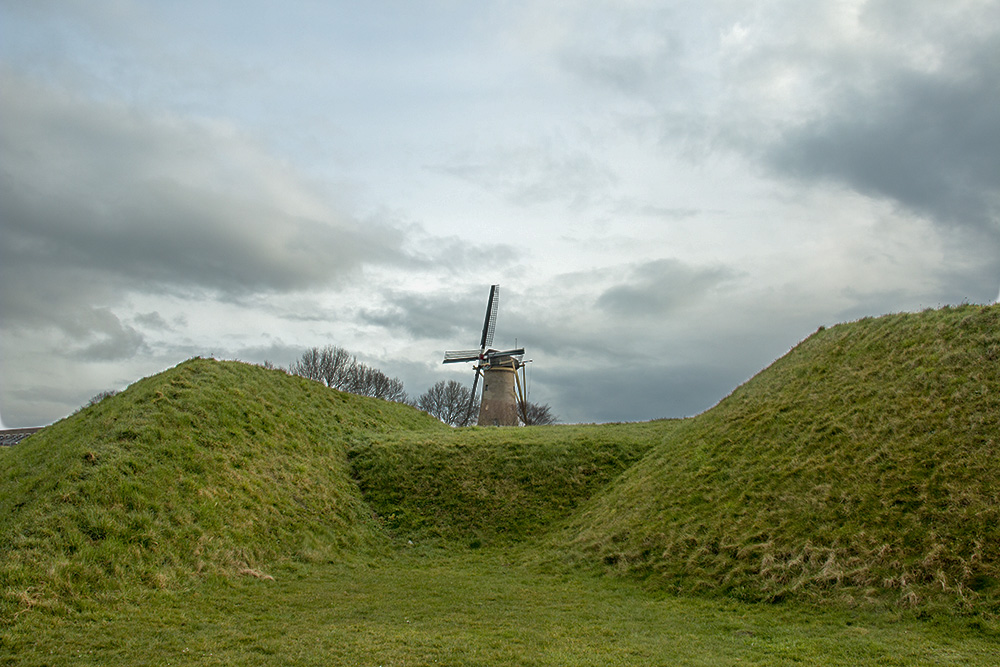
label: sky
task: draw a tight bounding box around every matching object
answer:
[2,0,999,428]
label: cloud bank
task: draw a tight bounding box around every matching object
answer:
[1,1,998,426]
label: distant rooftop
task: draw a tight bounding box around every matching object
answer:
[0,427,42,447]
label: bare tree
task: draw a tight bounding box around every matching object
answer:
[291,346,408,402]
[320,345,356,390]
[291,345,356,389]
[290,347,324,382]
[349,362,408,402]
[418,379,479,426]
[520,402,557,426]
[380,376,408,403]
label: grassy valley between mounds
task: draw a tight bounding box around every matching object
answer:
[1,304,999,664]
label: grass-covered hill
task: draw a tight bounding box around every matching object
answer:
[556,304,1000,615]
[0,358,447,617]
[0,357,653,621]
[347,421,668,546]
[2,304,997,626]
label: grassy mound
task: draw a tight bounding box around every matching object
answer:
[348,421,667,546]
[0,358,445,619]
[3,304,996,626]
[557,305,1000,616]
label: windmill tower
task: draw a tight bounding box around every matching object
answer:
[443,285,528,426]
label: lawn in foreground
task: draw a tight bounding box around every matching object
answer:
[4,549,997,666]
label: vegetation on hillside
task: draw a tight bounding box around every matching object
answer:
[2,304,997,632]
[0,358,445,619]
[556,305,1000,616]
[348,422,668,546]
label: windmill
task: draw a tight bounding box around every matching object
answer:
[443,285,528,426]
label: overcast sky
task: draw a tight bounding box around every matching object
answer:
[2,1,998,428]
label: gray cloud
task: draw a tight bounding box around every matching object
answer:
[0,72,406,303]
[546,1,1000,240]
[73,309,145,361]
[505,293,804,423]
[596,259,736,318]
[132,311,173,331]
[726,1,1000,240]
[0,71,418,374]
[538,362,740,423]
[357,284,537,350]
[0,70,421,425]
[765,42,1000,234]
[359,290,480,344]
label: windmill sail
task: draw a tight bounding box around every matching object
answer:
[480,284,499,350]
[443,349,483,363]
[486,347,524,360]
[443,284,500,363]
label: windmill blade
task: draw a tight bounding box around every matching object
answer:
[443,349,482,363]
[479,284,499,350]
[486,347,524,360]
[463,368,481,426]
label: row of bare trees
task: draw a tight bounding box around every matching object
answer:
[289,345,407,402]
[288,345,557,427]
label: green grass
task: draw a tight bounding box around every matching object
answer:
[0,358,445,618]
[1,305,998,663]
[555,305,1000,616]
[347,421,669,545]
[4,551,998,666]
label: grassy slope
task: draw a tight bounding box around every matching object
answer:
[2,304,997,630]
[348,421,670,546]
[0,358,446,619]
[557,305,1000,615]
